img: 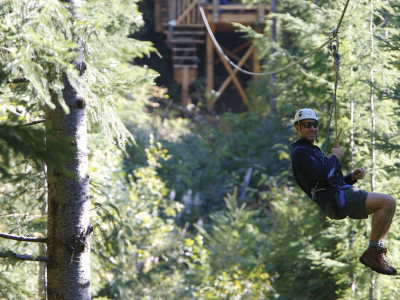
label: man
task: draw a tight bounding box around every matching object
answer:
[290,108,397,275]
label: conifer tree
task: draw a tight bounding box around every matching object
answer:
[0,0,156,298]
[44,0,92,298]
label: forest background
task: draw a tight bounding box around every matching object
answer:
[1,0,400,299]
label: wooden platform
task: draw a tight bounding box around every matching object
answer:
[154,0,270,109]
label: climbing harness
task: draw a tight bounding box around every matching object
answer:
[338,184,352,215]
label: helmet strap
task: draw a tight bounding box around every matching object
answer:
[298,123,303,138]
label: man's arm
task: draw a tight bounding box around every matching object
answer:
[344,167,365,185]
[292,146,341,181]
[331,147,344,159]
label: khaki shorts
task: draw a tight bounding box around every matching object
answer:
[325,186,368,220]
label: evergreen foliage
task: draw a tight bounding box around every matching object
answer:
[0,0,157,297]
[188,191,272,299]
[1,0,400,298]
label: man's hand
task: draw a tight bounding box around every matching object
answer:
[331,147,344,159]
[352,167,365,181]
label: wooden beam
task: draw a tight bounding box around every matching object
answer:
[210,14,261,24]
[212,42,248,103]
[214,45,252,70]
[211,45,254,106]
[175,0,198,25]
[154,0,162,32]
[182,67,190,106]
[206,24,214,94]
[214,41,251,65]
[208,4,269,10]
[231,41,252,53]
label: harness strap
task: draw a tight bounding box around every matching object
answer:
[338,184,352,214]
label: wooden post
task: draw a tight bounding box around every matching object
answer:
[213,0,219,23]
[182,67,190,106]
[168,0,175,42]
[154,0,162,32]
[258,3,265,23]
[252,41,260,82]
[206,23,214,102]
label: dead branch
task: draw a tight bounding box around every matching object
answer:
[23,119,46,126]
[0,251,49,262]
[0,232,47,243]
[9,78,29,84]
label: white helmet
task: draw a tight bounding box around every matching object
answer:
[294,108,319,124]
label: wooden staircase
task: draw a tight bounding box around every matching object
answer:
[170,29,205,106]
[155,0,205,105]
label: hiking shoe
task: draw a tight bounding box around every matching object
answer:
[359,246,397,275]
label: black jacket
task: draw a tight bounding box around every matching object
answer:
[290,138,356,213]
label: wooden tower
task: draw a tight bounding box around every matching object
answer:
[154,0,270,110]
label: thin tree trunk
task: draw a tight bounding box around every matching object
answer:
[369,273,376,300]
[45,0,91,299]
[369,0,375,194]
[368,2,377,297]
[269,0,277,115]
[348,18,354,172]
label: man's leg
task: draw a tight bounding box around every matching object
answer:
[365,192,396,241]
[359,192,396,275]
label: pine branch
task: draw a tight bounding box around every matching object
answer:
[0,251,49,262]
[0,233,47,243]
[23,119,46,126]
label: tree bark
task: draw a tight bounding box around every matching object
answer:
[39,164,48,300]
[45,1,91,299]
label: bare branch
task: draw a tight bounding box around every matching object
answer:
[0,233,47,243]
[23,119,46,126]
[0,251,49,262]
[0,47,10,53]
[8,78,29,84]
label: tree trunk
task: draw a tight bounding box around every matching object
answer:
[45,0,91,299]
[369,0,375,193]
[269,0,277,115]
[348,15,354,172]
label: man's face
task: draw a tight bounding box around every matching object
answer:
[295,119,318,144]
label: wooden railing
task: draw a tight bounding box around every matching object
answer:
[171,0,203,26]
[208,0,267,24]
[155,0,269,32]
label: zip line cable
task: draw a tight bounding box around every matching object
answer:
[198,0,351,76]
[198,0,351,150]
[333,0,351,38]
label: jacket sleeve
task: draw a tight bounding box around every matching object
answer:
[292,146,340,181]
[343,173,357,185]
